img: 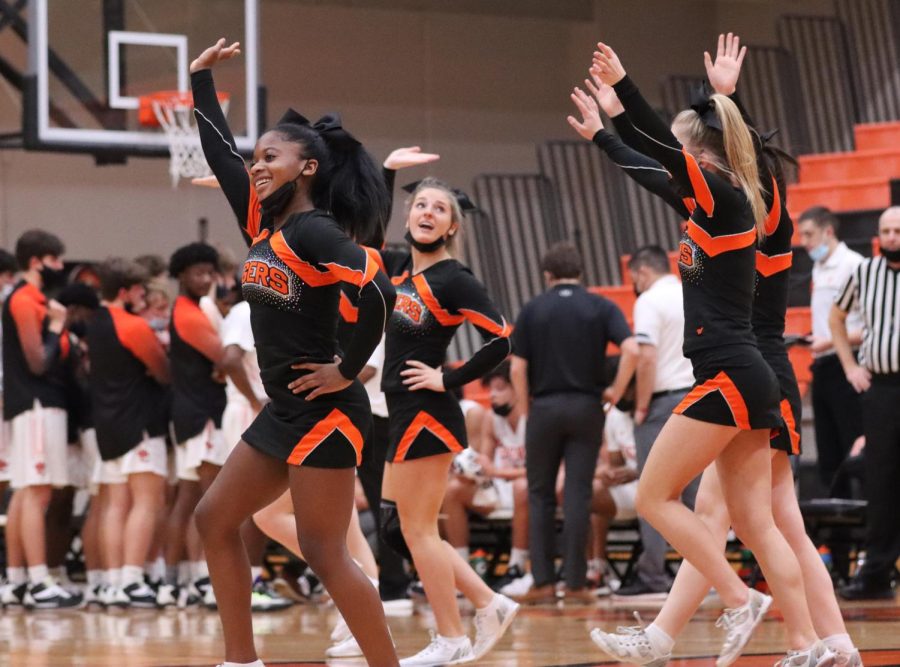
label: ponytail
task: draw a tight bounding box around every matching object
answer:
[272,112,390,243]
[711,94,767,240]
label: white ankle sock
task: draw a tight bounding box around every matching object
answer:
[122,565,144,586]
[7,567,26,586]
[28,565,49,585]
[509,548,529,570]
[193,560,209,580]
[105,568,121,587]
[645,623,675,654]
[823,634,854,653]
[87,570,103,587]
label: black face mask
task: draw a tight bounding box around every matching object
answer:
[259,161,309,218]
[39,264,67,296]
[404,230,447,253]
[881,247,900,263]
[491,403,513,417]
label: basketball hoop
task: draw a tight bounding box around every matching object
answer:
[139,90,230,187]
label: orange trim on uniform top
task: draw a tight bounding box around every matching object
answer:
[756,250,793,277]
[269,231,339,287]
[673,371,751,430]
[458,309,512,338]
[364,246,387,275]
[339,291,359,323]
[779,398,801,455]
[686,220,757,257]
[245,181,262,240]
[393,411,464,462]
[683,198,697,215]
[682,149,715,217]
[412,274,465,326]
[764,176,782,236]
[251,228,271,246]
[324,252,378,287]
[287,409,364,467]
[391,271,409,286]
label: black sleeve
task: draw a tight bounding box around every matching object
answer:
[610,112,652,154]
[441,269,512,390]
[592,129,691,219]
[612,75,733,217]
[296,216,397,379]
[603,300,633,346]
[191,69,258,245]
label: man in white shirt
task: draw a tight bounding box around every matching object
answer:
[617,246,697,599]
[797,207,865,494]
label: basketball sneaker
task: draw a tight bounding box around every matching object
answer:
[24,579,83,610]
[0,582,28,608]
[774,641,837,667]
[715,589,772,667]
[83,584,105,608]
[156,583,179,608]
[472,593,519,659]
[400,632,475,666]
[590,612,671,667]
[123,581,158,608]
[326,633,364,658]
[250,577,293,612]
[102,585,131,608]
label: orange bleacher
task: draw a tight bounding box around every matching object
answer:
[788,120,900,239]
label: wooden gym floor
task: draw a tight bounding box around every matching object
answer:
[2,593,899,666]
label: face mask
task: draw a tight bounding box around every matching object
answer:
[491,403,513,417]
[39,264,67,295]
[148,317,169,332]
[404,230,447,253]
[881,246,900,263]
[259,160,309,218]
[808,243,829,262]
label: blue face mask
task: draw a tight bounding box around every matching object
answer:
[808,243,829,262]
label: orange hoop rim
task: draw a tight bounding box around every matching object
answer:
[138,90,230,127]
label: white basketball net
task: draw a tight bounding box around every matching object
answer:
[152,95,230,188]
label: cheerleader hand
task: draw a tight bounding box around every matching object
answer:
[567,87,604,141]
[705,32,747,96]
[585,74,625,117]
[591,42,626,86]
[383,146,441,170]
[289,356,352,400]
[401,360,445,392]
[190,38,241,74]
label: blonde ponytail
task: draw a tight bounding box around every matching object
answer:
[711,94,767,240]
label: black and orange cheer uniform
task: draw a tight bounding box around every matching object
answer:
[596,92,801,452]
[609,76,781,431]
[88,305,169,461]
[2,281,69,421]
[169,295,226,444]
[192,68,396,468]
[381,255,511,462]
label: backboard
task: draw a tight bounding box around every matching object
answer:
[22,0,259,158]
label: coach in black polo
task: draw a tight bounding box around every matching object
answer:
[831,206,900,600]
[510,243,638,601]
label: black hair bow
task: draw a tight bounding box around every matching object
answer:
[276,108,361,149]
[689,82,722,131]
[401,180,478,214]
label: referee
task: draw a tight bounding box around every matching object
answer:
[830,206,900,600]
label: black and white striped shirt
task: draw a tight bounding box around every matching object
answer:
[835,257,900,374]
